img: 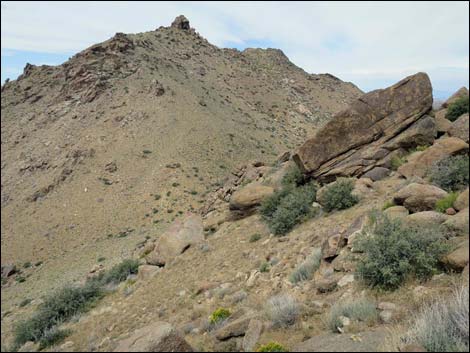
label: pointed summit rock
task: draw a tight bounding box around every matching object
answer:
[171,15,190,30]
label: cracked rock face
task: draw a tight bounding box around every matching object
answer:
[293,72,434,181]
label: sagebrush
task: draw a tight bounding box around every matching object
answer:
[429,154,469,192]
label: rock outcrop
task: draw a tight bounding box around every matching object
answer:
[171,15,190,30]
[448,113,469,143]
[441,86,469,108]
[113,322,193,352]
[293,73,433,181]
[146,214,204,266]
[393,183,448,213]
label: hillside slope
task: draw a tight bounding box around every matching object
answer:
[0,17,361,307]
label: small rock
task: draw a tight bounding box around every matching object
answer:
[446,208,457,215]
[337,274,355,287]
[379,310,394,323]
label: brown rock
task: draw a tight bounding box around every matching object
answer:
[448,113,469,143]
[434,109,452,135]
[400,344,427,352]
[442,238,469,271]
[214,314,256,341]
[441,86,469,108]
[443,208,469,236]
[405,211,449,227]
[229,183,274,210]
[146,213,203,266]
[171,15,190,30]
[383,115,436,150]
[138,265,160,280]
[293,73,433,180]
[393,183,448,213]
[322,233,347,260]
[242,319,263,351]
[383,206,409,221]
[316,277,338,293]
[398,137,469,178]
[113,322,193,352]
[454,188,469,211]
[362,167,390,181]
[446,208,457,215]
[1,264,16,278]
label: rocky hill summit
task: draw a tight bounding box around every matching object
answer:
[1,16,469,353]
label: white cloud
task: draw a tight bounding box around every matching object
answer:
[1,1,468,92]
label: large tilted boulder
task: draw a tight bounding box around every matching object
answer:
[113,322,193,352]
[171,15,190,30]
[397,137,468,179]
[393,183,448,213]
[454,188,469,211]
[293,73,433,181]
[146,214,203,266]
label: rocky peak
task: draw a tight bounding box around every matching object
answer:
[171,15,190,30]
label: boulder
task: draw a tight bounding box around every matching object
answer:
[138,265,160,280]
[146,214,204,266]
[448,113,469,143]
[383,115,436,150]
[214,314,256,341]
[242,319,263,352]
[441,86,469,108]
[434,109,452,135]
[322,233,347,260]
[442,238,469,271]
[171,15,190,30]
[393,183,448,213]
[454,188,469,211]
[229,183,274,210]
[293,73,433,181]
[113,322,193,352]
[383,206,409,221]
[405,211,449,228]
[443,208,469,236]
[398,137,468,178]
[362,167,390,181]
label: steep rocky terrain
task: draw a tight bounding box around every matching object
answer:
[2,16,469,353]
[0,16,361,296]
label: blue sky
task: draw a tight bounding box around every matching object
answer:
[2,1,469,99]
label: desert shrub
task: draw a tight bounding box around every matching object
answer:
[249,233,262,243]
[391,155,407,171]
[429,154,469,192]
[445,96,469,122]
[435,192,459,213]
[259,262,270,273]
[400,285,468,352]
[281,164,305,187]
[322,178,358,212]
[289,248,321,284]
[97,259,139,285]
[266,294,300,328]
[209,308,231,325]
[19,298,32,308]
[382,200,395,210]
[327,297,378,332]
[356,215,450,290]
[38,328,72,350]
[257,342,289,352]
[12,259,138,349]
[260,183,316,235]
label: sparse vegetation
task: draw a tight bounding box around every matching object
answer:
[209,308,231,325]
[445,96,469,122]
[391,155,407,171]
[249,233,262,242]
[397,285,468,352]
[429,154,469,192]
[356,214,450,290]
[321,178,358,212]
[289,248,321,284]
[266,294,300,328]
[259,262,270,273]
[382,200,395,210]
[435,192,458,213]
[19,298,32,308]
[260,182,316,235]
[12,259,139,350]
[38,328,72,350]
[327,297,378,332]
[281,164,305,187]
[257,342,289,352]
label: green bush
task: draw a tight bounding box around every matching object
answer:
[260,183,316,235]
[435,192,458,213]
[38,328,72,350]
[356,215,450,290]
[249,233,262,243]
[445,96,469,122]
[327,298,378,332]
[321,178,358,212]
[391,156,407,171]
[257,342,289,352]
[13,259,138,349]
[259,262,270,273]
[289,248,321,284]
[281,164,305,187]
[429,154,469,192]
[209,308,231,325]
